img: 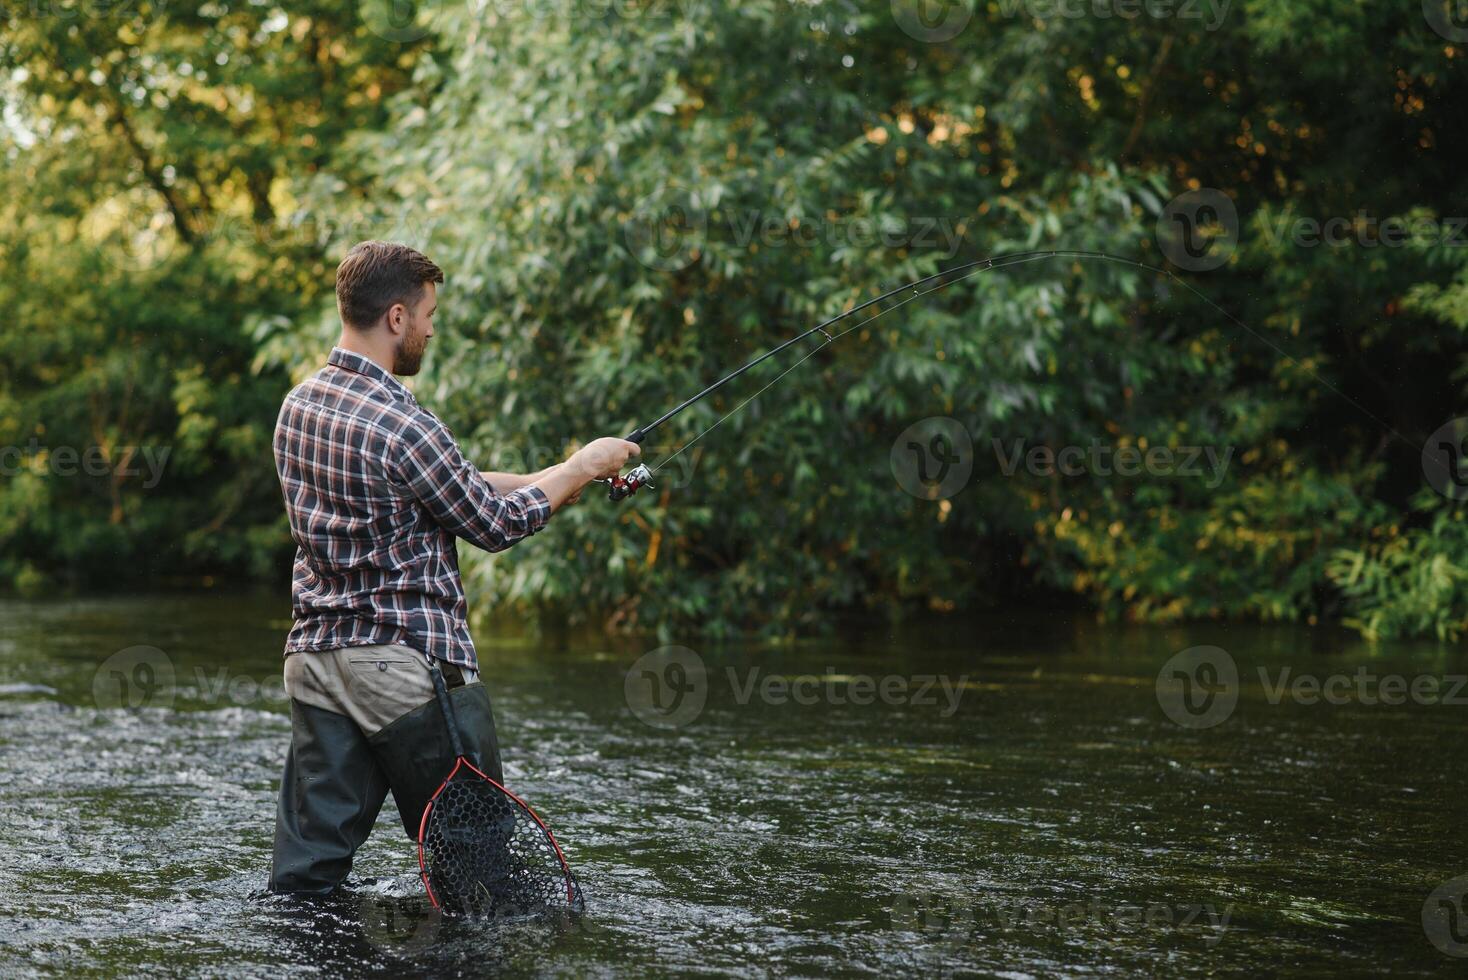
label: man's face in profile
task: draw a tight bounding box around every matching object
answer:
[393,282,437,376]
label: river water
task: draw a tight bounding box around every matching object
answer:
[0,594,1462,976]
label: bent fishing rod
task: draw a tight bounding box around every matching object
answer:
[599,248,1221,501]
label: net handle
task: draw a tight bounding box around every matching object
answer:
[427,659,468,760]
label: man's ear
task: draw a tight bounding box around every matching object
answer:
[385,302,408,337]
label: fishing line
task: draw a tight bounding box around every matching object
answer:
[602,247,1409,500]
[650,260,997,476]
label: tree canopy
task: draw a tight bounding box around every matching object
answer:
[4,1,1466,638]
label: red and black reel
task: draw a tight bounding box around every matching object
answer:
[605,463,653,502]
[416,665,584,917]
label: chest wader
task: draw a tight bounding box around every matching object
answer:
[269,662,503,896]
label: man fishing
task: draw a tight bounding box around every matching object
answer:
[268,240,639,894]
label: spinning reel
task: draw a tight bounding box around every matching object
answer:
[603,463,653,501]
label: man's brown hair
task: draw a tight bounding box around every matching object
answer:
[335,241,444,329]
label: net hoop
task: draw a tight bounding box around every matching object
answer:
[416,755,581,912]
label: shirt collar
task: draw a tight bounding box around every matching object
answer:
[327,347,418,404]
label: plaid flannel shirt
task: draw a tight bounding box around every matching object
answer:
[273,347,551,670]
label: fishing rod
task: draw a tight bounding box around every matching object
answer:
[600,248,1205,501]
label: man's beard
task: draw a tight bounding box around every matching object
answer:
[394,323,429,375]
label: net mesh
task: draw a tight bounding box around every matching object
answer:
[420,770,584,917]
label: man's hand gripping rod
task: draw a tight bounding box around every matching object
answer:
[601,430,653,501]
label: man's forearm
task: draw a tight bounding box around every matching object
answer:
[481,466,558,493]
[481,463,590,512]
[524,461,592,513]
[482,438,640,515]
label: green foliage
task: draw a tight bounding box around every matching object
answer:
[1037,464,1392,625]
[1328,491,1468,642]
[5,1,1466,640]
[263,0,1464,637]
[0,2,429,589]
